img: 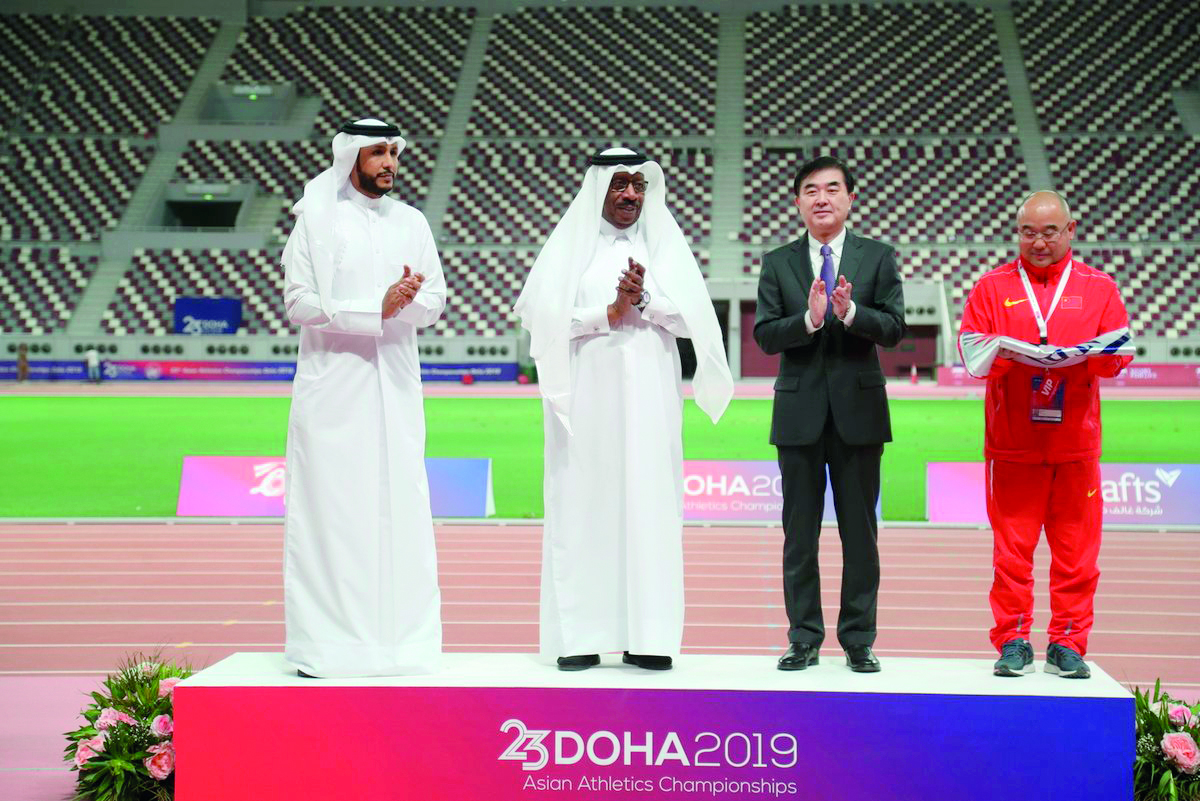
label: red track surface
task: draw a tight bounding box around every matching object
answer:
[1,522,1196,701]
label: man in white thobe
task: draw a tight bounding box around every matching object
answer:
[515,147,733,671]
[281,118,446,678]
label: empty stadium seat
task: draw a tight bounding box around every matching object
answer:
[742,140,1027,247]
[0,247,96,334]
[1045,135,1200,242]
[223,6,473,136]
[1015,0,1200,133]
[102,248,290,336]
[746,3,1016,136]
[0,138,154,241]
[467,6,717,137]
[20,15,218,134]
[443,141,713,246]
[175,139,438,243]
[0,14,62,131]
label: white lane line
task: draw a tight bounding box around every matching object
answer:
[0,601,1193,620]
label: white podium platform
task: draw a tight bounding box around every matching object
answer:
[175,652,1132,800]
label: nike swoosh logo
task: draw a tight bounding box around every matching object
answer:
[1004,298,1028,307]
[1087,489,1098,497]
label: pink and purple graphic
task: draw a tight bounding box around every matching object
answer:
[1101,363,1200,387]
[927,462,1200,525]
[683,461,880,523]
[0,359,86,381]
[103,360,296,381]
[176,456,494,517]
[174,678,1130,800]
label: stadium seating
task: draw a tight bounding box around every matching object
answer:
[467,6,717,137]
[434,250,529,338]
[443,141,714,246]
[222,6,473,136]
[102,248,290,336]
[1015,0,1200,133]
[0,247,96,334]
[0,3,1195,346]
[741,140,1027,247]
[1072,247,1195,338]
[174,138,439,243]
[20,15,218,134]
[1045,135,1200,242]
[0,13,61,131]
[0,138,154,241]
[745,3,1015,136]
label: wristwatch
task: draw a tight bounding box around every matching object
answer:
[635,290,650,312]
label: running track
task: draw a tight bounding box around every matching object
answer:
[2,521,1197,799]
[2,521,1195,698]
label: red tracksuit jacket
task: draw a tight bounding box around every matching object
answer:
[958,251,1132,464]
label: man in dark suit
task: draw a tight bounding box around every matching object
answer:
[754,155,906,673]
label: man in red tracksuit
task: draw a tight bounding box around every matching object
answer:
[958,190,1132,679]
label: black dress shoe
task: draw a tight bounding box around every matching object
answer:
[777,642,819,671]
[557,654,600,671]
[844,645,881,673]
[622,652,673,670]
[296,669,319,678]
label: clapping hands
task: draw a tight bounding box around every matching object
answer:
[382,266,424,318]
[607,258,646,323]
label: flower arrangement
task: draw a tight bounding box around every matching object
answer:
[64,654,193,801]
[1135,680,1200,800]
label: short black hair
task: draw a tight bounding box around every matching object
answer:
[792,155,855,196]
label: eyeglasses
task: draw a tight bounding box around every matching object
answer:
[609,177,648,194]
[1017,225,1071,243]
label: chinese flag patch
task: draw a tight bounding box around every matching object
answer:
[1061,296,1082,309]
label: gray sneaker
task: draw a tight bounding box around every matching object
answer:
[1045,643,1090,678]
[993,638,1034,676]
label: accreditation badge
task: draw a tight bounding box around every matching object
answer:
[1030,374,1065,424]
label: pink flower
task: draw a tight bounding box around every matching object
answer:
[1162,732,1200,775]
[73,736,105,769]
[150,714,173,738]
[1168,704,1194,728]
[158,677,181,699]
[95,707,136,730]
[144,742,175,781]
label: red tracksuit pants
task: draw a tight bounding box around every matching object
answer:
[986,459,1103,656]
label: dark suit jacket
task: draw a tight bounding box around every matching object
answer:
[753,231,906,447]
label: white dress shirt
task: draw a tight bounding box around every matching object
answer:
[805,227,858,333]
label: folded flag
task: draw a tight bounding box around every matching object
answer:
[959,327,1134,378]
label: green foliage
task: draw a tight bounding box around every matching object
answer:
[64,653,192,801]
[1133,680,1200,800]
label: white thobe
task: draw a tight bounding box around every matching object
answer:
[540,220,693,659]
[282,185,446,677]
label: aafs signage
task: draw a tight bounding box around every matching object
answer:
[927,462,1200,525]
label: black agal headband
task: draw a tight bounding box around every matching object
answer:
[589,148,649,166]
[338,120,402,137]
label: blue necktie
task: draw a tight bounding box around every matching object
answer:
[819,244,835,321]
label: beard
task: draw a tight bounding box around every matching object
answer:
[355,162,394,197]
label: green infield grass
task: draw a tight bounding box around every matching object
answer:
[1,395,1196,520]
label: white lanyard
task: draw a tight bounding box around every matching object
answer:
[1017,262,1072,345]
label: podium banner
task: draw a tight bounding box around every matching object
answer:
[174,654,1132,801]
